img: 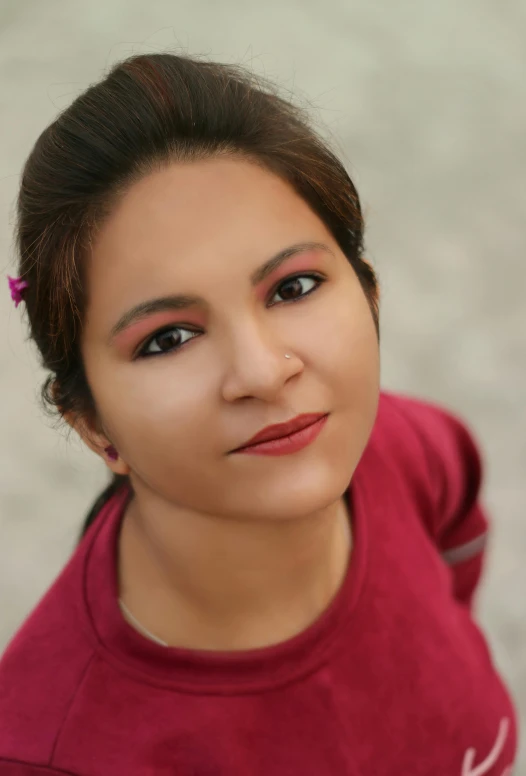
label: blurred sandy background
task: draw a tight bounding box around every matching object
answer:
[1,0,524,765]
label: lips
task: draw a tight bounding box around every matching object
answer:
[233,413,328,452]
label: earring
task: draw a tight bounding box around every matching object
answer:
[284,353,291,359]
[104,445,119,461]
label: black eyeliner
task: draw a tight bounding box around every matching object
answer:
[136,272,326,360]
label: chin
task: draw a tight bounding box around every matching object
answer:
[239,461,352,523]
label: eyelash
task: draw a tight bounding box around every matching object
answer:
[135,272,326,360]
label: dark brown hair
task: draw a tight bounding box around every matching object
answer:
[13,52,380,540]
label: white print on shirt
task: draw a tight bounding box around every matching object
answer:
[461,717,512,776]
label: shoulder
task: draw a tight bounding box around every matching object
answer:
[378,390,484,489]
[0,547,95,766]
[375,389,484,476]
[371,390,459,477]
[371,390,485,534]
[379,389,482,449]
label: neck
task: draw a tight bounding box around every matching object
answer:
[117,489,352,651]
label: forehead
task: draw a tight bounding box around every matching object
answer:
[91,157,324,275]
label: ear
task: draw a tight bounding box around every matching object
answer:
[62,410,131,476]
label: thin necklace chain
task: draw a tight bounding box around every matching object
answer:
[118,598,169,647]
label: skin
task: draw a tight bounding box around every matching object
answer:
[71,156,380,651]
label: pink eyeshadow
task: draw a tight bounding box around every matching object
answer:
[113,311,204,353]
[254,252,326,301]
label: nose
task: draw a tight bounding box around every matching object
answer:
[221,320,303,403]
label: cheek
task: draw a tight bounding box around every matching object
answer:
[305,287,378,382]
[107,365,225,505]
[89,351,215,460]
[125,368,213,446]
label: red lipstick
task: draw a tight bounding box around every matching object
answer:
[232,413,329,456]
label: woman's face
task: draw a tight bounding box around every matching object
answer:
[81,157,380,521]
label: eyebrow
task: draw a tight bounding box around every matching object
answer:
[109,241,333,342]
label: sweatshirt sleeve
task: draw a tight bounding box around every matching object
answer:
[393,394,490,610]
[0,761,78,775]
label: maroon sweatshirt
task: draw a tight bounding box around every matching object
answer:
[0,391,518,775]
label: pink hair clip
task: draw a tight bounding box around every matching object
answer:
[7,275,29,308]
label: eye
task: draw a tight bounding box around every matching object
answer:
[137,326,200,359]
[135,273,325,360]
[269,273,325,305]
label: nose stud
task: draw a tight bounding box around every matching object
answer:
[284,353,291,359]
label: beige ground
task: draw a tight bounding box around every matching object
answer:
[1,0,524,767]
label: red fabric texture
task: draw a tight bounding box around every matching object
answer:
[0,391,518,775]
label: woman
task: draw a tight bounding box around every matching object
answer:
[0,53,517,774]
